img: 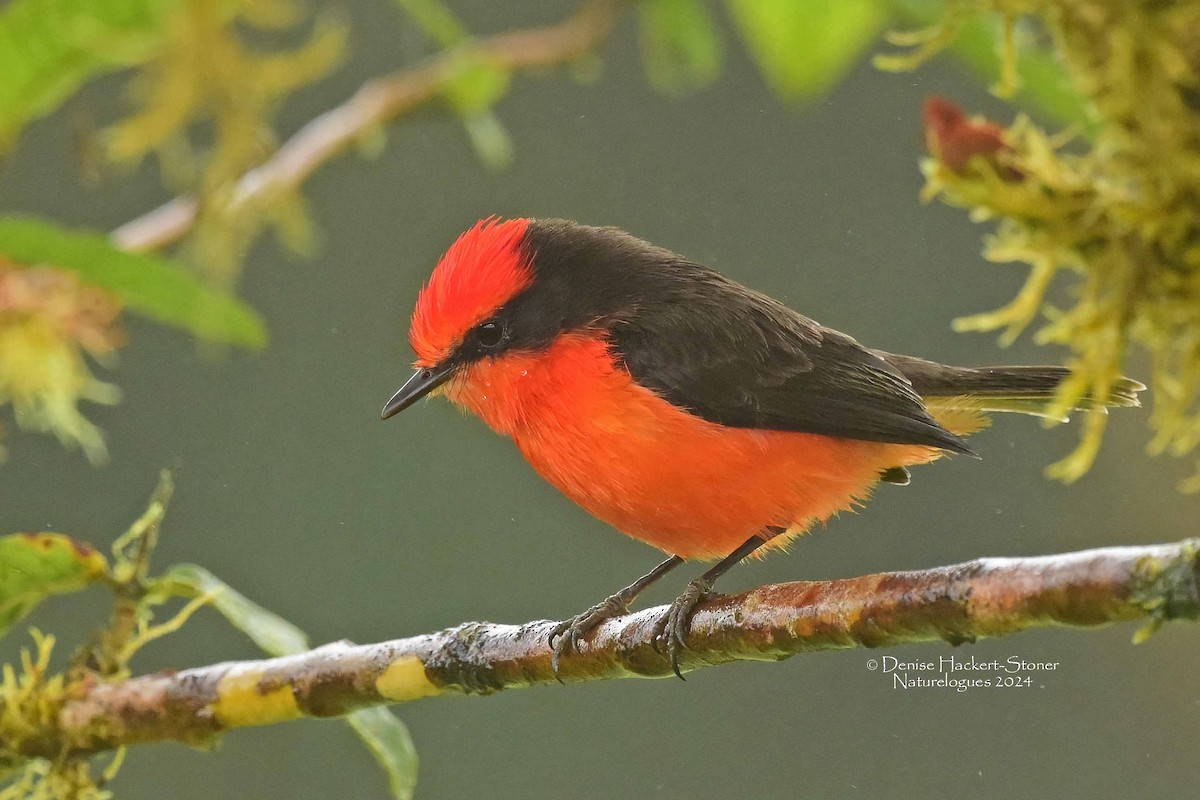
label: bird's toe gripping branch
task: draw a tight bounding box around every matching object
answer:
[652,578,716,679]
[548,594,631,674]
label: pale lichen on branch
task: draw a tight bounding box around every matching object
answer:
[5,539,1198,761]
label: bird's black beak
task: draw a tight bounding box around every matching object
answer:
[381,364,453,420]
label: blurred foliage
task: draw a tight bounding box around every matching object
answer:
[883,0,1090,129]
[728,0,887,100]
[0,0,1097,465]
[0,217,264,462]
[0,219,266,349]
[394,0,514,168]
[633,0,1082,124]
[105,0,345,288]
[0,534,108,638]
[0,0,186,155]
[343,707,420,800]
[638,0,723,94]
[0,261,124,463]
[0,0,329,462]
[911,2,1200,488]
[0,473,418,799]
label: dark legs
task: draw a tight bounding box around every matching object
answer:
[549,527,786,678]
[653,528,783,679]
[549,554,684,672]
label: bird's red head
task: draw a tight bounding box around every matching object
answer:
[382,216,675,422]
[408,217,533,368]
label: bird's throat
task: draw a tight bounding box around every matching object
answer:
[443,332,621,437]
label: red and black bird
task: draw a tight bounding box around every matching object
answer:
[382,217,1141,676]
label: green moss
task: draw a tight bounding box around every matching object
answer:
[1129,539,1200,643]
[888,1,1200,487]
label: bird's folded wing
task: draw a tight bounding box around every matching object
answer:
[609,274,971,454]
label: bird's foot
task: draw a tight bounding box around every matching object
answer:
[652,577,714,680]
[548,593,631,675]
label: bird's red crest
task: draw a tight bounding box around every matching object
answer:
[409,217,533,366]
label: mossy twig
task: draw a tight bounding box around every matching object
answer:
[8,538,1196,760]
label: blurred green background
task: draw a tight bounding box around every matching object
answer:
[2,1,1197,798]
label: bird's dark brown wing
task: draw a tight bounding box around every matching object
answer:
[607,266,972,454]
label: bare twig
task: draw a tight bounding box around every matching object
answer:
[110,0,630,253]
[13,539,1199,759]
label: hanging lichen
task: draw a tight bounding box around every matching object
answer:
[885,1,1200,489]
[104,0,345,288]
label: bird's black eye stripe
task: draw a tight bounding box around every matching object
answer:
[475,319,505,349]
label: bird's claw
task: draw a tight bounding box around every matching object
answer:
[548,594,630,677]
[652,578,713,680]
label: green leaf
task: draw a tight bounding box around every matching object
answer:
[0,216,267,348]
[727,0,888,100]
[392,0,513,170]
[0,532,108,638]
[639,0,724,94]
[346,707,420,800]
[159,564,308,656]
[0,0,185,151]
[391,0,509,115]
[160,563,419,798]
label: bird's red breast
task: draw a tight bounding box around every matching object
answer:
[445,330,940,560]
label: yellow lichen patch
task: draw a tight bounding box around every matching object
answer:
[211,668,301,728]
[0,630,64,755]
[375,657,440,702]
[0,756,114,800]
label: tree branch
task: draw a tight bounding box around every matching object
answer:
[110,0,631,253]
[15,539,1200,759]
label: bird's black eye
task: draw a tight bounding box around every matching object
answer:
[476,320,505,349]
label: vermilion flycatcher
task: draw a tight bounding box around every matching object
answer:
[382,217,1141,676]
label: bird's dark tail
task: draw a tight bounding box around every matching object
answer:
[876,353,1144,432]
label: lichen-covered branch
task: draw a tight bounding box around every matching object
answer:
[111,0,630,254]
[12,539,1198,759]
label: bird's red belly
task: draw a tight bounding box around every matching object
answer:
[445,334,936,560]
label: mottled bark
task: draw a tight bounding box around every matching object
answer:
[14,539,1198,759]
